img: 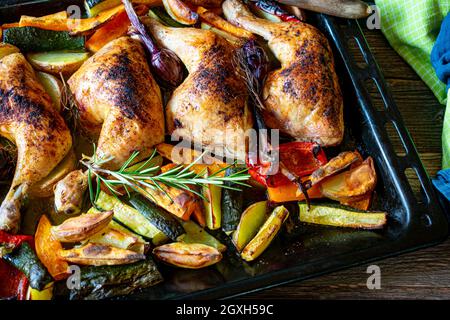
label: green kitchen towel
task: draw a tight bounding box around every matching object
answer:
[375,0,450,168]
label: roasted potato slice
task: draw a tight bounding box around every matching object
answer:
[153,242,222,269]
[0,43,20,59]
[51,211,113,242]
[232,201,268,252]
[162,0,198,25]
[59,243,145,266]
[311,151,361,185]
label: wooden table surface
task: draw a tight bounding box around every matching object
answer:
[247,23,450,300]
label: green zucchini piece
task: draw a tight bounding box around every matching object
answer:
[298,202,387,229]
[129,193,184,241]
[69,255,163,300]
[149,7,186,28]
[178,220,226,252]
[3,27,85,52]
[3,242,52,291]
[221,166,245,233]
[241,206,289,262]
[95,191,168,245]
[85,0,121,17]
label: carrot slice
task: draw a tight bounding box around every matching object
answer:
[86,10,130,52]
[267,177,323,203]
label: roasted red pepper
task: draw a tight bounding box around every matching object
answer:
[247,142,327,187]
[253,0,300,22]
[0,231,33,300]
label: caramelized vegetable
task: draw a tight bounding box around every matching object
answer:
[35,215,69,280]
[19,13,70,31]
[202,168,222,230]
[320,157,377,201]
[86,10,130,52]
[54,170,88,215]
[69,5,125,35]
[197,7,254,38]
[178,220,226,252]
[59,243,145,266]
[153,242,222,269]
[0,43,19,59]
[299,203,386,229]
[51,211,113,242]
[27,51,90,76]
[267,177,323,203]
[200,22,243,45]
[232,201,268,252]
[162,0,199,25]
[241,205,289,261]
[310,151,361,185]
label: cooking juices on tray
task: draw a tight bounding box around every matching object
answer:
[0,0,386,300]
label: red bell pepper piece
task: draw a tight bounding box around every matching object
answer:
[253,0,300,22]
[0,231,34,300]
[247,142,327,188]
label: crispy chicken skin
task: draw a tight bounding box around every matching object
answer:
[142,17,253,161]
[223,0,344,146]
[0,52,72,233]
[68,36,165,169]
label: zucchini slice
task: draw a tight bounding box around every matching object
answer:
[85,0,121,17]
[27,51,90,76]
[129,193,185,241]
[221,166,245,233]
[95,191,168,245]
[3,27,85,52]
[298,203,387,229]
[149,7,186,28]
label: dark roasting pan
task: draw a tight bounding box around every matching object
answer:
[0,0,448,300]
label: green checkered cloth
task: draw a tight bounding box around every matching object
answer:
[375,0,450,169]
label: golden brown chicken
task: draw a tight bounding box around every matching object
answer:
[142,17,253,161]
[68,36,165,169]
[54,36,164,214]
[223,0,344,146]
[0,51,72,233]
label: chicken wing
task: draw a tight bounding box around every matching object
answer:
[223,0,344,146]
[0,52,72,233]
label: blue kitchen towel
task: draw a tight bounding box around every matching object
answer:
[433,169,450,202]
[431,13,450,90]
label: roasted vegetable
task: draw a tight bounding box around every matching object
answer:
[149,7,186,27]
[19,13,69,31]
[202,168,222,230]
[85,0,122,17]
[163,0,199,25]
[153,242,222,269]
[197,7,254,38]
[3,242,52,291]
[69,5,125,35]
[27,51,90,76]
[232,201,268,252]
[86,10,130,52]
[59,243,145,266]
[252,0,299,22]
[267,177,323,203]
[221,166,245,233]
[35,215,69,280]
[54,169,88,215]
[3,27,85,52]
[95,191,168,245]
[200,22,242,45]
[241,205,289,261]
[51,211,113,242]
[178,220,226,252]
[29,149,77,197]
[320,157,377,202]
[27,282,54,300]
[310,151,361,185]
[129,193,185,241]
[298,203,387,229]
[0,43,19,59]
[340,193,372,211]
[35,71,63,112]
[69,255,163,300]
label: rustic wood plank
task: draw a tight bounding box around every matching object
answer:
[249,25,448,300]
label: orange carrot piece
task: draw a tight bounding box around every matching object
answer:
[86,10,130,52]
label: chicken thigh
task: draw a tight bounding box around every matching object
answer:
[142,17,253,161]
[223,0,344,146]
[0,52,72,233]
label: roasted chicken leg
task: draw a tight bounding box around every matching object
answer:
[223,0,344,146]
[0,52,72,233]
[142,17,253,161]
[54,36,165,214]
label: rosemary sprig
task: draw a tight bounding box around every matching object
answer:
[81,146,251,207]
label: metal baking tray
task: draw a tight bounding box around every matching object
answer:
[1,0,448,300]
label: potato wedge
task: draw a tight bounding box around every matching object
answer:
[153,242,222,269]
[162,0,198,25]
[311,151,361,185]
[51,211,113,242]
[54,169,88,215]
[320,157,377,201]
[27,51,89,76]
[298,203,386,229]
[59,243,145,266]
[36,71,63,112]
[241,206,289,262]
[178,220,226,252]
[232,201,268,252]
[202,168,222,230]
[29,148,77,198]
[0,43,20,59]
